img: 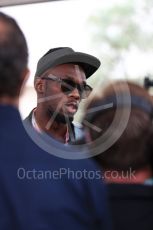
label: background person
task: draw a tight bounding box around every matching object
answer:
[83,81,153,230]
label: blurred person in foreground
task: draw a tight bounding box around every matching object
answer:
[83,81,153,230]
[0,11,112,230]
[24,47,100,144]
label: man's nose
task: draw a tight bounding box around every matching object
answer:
[69,87,80,100]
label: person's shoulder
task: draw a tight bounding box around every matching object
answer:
[107,183,153,197]
[23,110,33,124]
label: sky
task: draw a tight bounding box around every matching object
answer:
[2,0,153,85]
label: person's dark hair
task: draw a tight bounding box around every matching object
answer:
[0,12,28,97]
[84,81,153,171]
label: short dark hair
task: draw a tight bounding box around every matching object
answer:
[0,12,28,97]
[84,81,153,171]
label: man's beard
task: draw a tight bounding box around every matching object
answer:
[47,107,74,124]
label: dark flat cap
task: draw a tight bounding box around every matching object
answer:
[35,47,101,79]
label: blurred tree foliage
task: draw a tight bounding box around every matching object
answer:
[87,0,153,87]
[75,0,153,122]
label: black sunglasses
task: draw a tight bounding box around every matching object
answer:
[42,74,92,99]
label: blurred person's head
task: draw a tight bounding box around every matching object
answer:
[83,81,153,183]
[0,12,29,105]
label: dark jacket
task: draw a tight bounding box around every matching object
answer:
[107,183,153,230]
[0,105,111,230]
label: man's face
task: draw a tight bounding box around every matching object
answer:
[36,63,86,121]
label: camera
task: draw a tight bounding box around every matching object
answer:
[144,76,153,90]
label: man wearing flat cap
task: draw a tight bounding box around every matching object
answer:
[24,47,100,143]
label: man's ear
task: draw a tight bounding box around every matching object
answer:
[34,78,45,94]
